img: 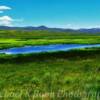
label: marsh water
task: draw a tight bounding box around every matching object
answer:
[0,44,100,54]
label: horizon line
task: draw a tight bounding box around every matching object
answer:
[0,25,100,30]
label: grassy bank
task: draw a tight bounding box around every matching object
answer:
[0,49,100,99]
[0,38,100,49]
[0,30,100,49]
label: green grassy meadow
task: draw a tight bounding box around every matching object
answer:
[0,30,100,99]
[0,30,100,49]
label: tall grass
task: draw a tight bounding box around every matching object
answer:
[0,49,100,99]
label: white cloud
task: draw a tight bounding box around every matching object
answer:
[0,6,23,26]
[0,16,24,26]
[0,16,13,26]
[0,6,11,11]
[0,6,11,14]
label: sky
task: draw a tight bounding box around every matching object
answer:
[0,0,100,29]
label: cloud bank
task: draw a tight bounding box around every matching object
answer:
[0,6,11,10]
[0,16,13,26]
[0,6,11,13]
[0,5,13,26]
[0,5,23,26]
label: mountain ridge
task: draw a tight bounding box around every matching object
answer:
[0,26,100,33]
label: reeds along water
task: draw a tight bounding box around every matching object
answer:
[0,48,100,63]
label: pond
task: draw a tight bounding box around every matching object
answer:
[0,44,100,54]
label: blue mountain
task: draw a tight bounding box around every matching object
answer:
[0,26,100,33]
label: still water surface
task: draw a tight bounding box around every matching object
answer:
[0,44,100,54]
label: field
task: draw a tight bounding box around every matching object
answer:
[0,30,100,99]
[0,30,100,49]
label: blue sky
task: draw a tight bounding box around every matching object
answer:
[0,0,100,29]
